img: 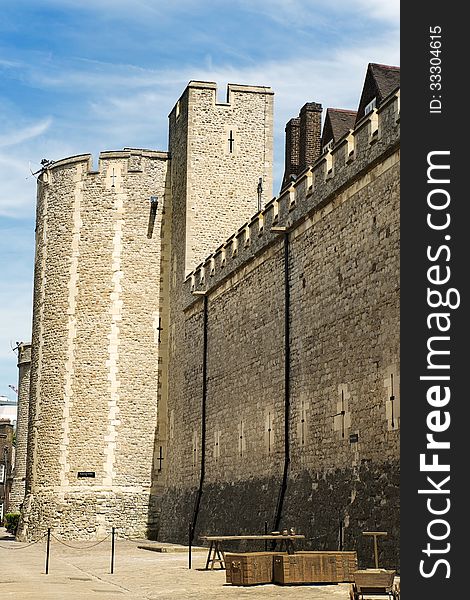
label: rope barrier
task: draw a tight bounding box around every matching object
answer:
[0,528,138,550]
[50,533,111,549]
[0,532,47,550]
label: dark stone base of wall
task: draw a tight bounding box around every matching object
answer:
[155,478,280,551]
[155,460,399,569]
[283,460,400,570]
[154,486,198,544]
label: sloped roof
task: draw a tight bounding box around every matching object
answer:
[356,63,400,123]
[321,108,357,148]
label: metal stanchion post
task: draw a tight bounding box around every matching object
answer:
[188,522,192,570]
[110,527,115,574]
[45,528,51,574]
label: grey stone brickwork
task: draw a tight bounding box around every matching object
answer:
[9,343,31,512]
[19,150,168,540]
[158,89,400,568]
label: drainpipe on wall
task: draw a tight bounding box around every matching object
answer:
[271,226,291,532]
[190,291,208,544]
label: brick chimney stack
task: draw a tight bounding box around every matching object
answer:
[281,102,322,191]
[282,117,300,189]
[299,102,322,172]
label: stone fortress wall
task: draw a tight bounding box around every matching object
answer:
[159,86,400,568]
[16,67,400,566]
[19,150,168,539]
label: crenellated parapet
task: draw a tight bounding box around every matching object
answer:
[183,87,399,307]
[39,148,168,184]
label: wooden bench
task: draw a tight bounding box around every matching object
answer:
[199,534,305,570]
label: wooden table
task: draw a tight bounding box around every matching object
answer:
[199,534,305,570]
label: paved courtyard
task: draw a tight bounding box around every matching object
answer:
[0,528,363,599]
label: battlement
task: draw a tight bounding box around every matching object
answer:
[39,148,168,181]
[168,77,274,275]
[170,81,274,116]
[182,86,399,307]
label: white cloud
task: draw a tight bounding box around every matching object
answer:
[0,154,38,218]
[79,39,397,197]
[0,36,399,218]
[37,0,399,27]
[0,31,399,220]
[0,58,23,68]
[28,61,162,91]
[17,0,203,24]
[353,0,400,22]
[238,0,399,27]
[182,39,398,189]
[0,117,54,216]
[0,118,52,148]
[0,290,33,359]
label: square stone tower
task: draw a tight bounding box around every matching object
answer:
[154,82,274,540]
[168,81,274,277]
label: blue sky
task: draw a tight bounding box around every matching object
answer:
[0,0,399,400]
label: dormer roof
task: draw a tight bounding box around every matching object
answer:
[321,108,357,149]
[355,63,400,123]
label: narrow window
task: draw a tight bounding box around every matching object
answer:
[228,130,235,153]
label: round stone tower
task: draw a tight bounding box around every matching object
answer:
[9,342,31,513]
[19,149,168,540]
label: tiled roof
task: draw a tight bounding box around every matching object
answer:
[321,108,357,148]
[356,63,400,122]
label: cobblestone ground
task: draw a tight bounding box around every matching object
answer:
[0,528,364,600]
